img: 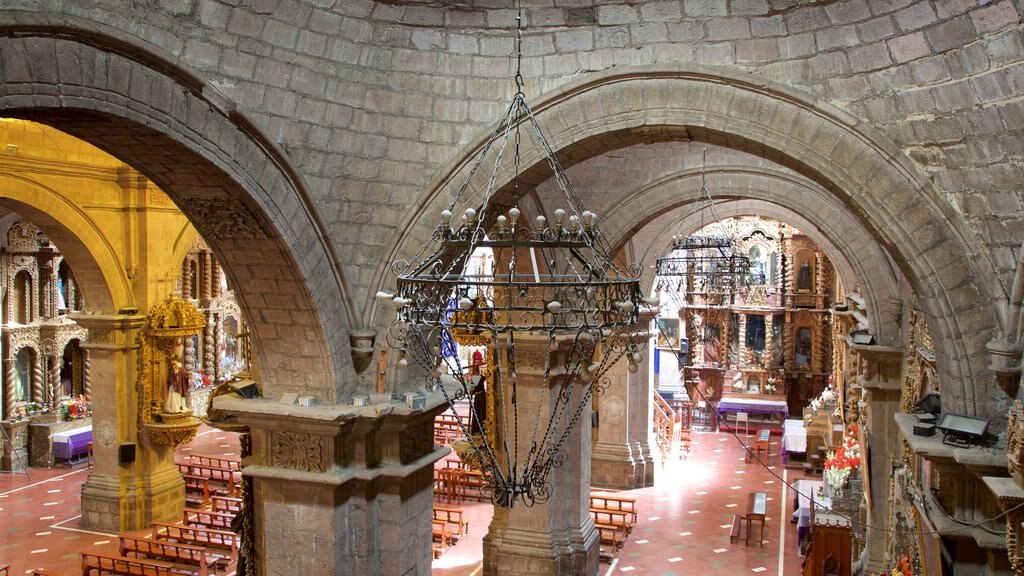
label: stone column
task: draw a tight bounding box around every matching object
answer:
[764,314,775,368]
[629,336,655,487]
[483,332,600,576]
[74,314,183,532]
[851,343,903,574]
[591,351,637,489]
[219,395,447,575]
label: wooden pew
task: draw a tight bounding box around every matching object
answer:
[595,522,626,552]
[119,535,226,576]
[590,508,632,536]
[431,519,452,558]
[152,521,238,564]
[183,473,211,506]
[176,463,240,497]
[187,454,241,471]
[589,493,638,528]
[432,506,470,540]
[211,495,243,514]
[729,514,745,544]
[80,550,176,576]
[183,507,235,530]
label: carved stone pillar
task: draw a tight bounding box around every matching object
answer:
[592,327,652,491]
[483,333,600,576]
[853,343,904,574]
[217,395,447,575]
[73,314,182,532]
[764,314,775,368]
[630,337,655,488]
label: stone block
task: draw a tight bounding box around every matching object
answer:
[261,19,299,49]
[597,5,638,25]
[778,32,815,58]
[849,42,893,72]
[971,1,1018,35]
[816,24,859,50]
[751,15,786,37]
[633,22,670,44]
[925,17,977,54]
[894,2,937,32]
[708,18,752,41]
[827,0,870,25]
[555,29,594,52]
[909,55,950,83]
[887,31,930,63]
[786,5,829,33]
[684,0,727,17]
[640,2,682,22]
[736,38,779,63]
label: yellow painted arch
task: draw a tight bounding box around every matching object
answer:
[0,172,129,312]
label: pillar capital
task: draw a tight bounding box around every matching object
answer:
[69,313,145,352]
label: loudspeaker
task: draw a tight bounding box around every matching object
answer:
[229,380,259,399]
[119,442,136,465]
[914,393,942,416]
[851,332,875,345]
[913,423,936,437]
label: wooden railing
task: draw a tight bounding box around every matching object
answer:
[652,390,677,462]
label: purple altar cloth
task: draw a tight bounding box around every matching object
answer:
[716,397,789,418]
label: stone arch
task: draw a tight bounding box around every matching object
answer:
[604,167,900,345]
[396,67,998,416]
[0,174,126,313]
[0,23,356,399]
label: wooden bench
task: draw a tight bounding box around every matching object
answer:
[80,550,176,576]
[431,519,452,558]
[183,507,235,530]
[590,508,633,535]
[595,521,627,551]
[211,495,243,514]
[1,564,8,576]
[176,463,240,497]
[434,414,463,446]
[432,506,470,540]
[187,454,241,471]
[183,474,211,506]
[754,429,771,461]
[729,514,745,544]
[32,571,70,576]
[119,535,226,576]
[590,493,638,527]
[744,491,768,547]
[152,521,238,564]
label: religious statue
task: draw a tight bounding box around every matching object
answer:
[469,365,487,436]
[163,360,190,413]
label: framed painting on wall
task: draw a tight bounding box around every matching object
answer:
[656,318,680,350]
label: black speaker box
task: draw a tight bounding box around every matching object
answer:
[119,442,136,464]
[913,423,936,437]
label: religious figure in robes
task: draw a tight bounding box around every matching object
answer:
[469,366,487,436]
[163,360,189,413]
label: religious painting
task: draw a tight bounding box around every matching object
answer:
[656,318,679,350]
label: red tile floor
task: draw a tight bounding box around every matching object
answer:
[1,423,811,575]
[432,425,809,575]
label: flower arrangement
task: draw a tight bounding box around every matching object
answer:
[824,423,862,493]
[881,554,912,576]
[764,382,776,393]
[59,396,91,420]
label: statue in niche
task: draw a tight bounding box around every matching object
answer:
[797,261,813,291]
[163,360,190,413]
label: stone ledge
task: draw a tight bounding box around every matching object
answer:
[895,412,1006,469]
[242,446,449,485]
[214,390,449,422]
[916,489,1005,550]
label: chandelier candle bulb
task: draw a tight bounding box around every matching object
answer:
[464,208,476,223]
[441,209,452,225]
[554,208,565,226]
[509,207,520,226]
[536,215,546,229]
[459,297,473,310]
[546,301,562,313]
[375,291,394,301]
[497,215,508,230]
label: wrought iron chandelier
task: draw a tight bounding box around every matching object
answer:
[378,4,650,508]
[654,149,752,296]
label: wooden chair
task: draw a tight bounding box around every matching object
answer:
[754,429,771,461]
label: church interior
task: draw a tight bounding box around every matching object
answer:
[2,1,1024,575]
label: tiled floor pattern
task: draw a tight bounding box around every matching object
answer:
[1,425,808,575]
[433,428,808,575]
[0,426,238,575]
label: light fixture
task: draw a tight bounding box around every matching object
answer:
[654,148,752,299]
[381,3,648,508]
